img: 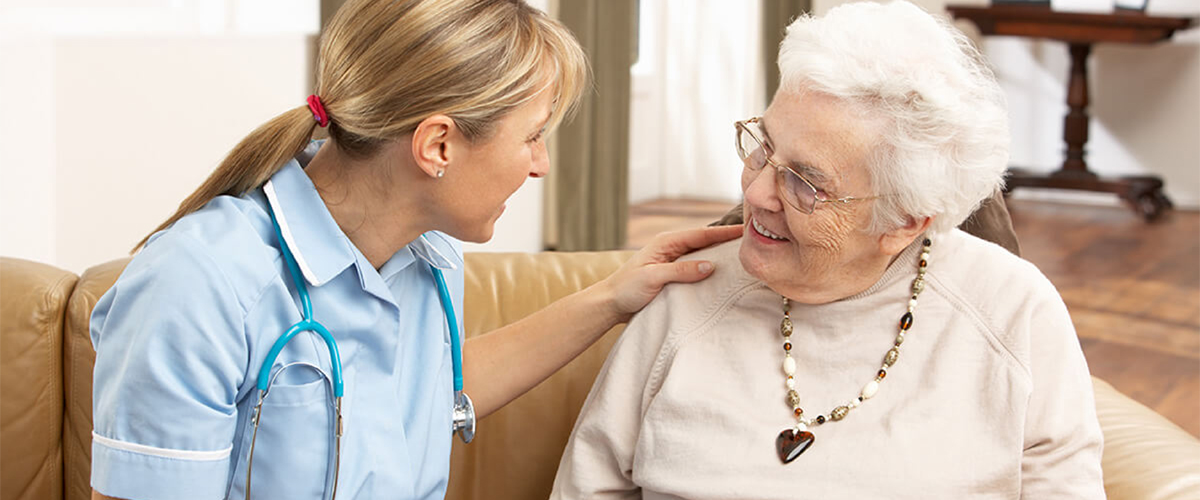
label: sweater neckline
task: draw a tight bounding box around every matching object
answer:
[838,234,928,303]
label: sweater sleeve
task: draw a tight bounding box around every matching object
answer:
[1020,289,1106,498]
[550,289,678,499]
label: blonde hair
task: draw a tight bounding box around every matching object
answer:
[136,0,588,250]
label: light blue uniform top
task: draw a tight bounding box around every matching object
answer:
[90,141,465,500]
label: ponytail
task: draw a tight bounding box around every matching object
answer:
[133,106,318,252]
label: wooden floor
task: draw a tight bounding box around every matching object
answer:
[627,197,1200,437]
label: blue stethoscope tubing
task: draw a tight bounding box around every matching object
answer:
[245,207,472,500]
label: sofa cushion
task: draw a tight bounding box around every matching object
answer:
[0,258,76,500]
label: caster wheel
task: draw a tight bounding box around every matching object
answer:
[1135,193,1167,222]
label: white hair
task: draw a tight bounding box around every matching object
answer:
[778,0,1009,235]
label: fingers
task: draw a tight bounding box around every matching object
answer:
[646,260,717,287]
[650,224,744,258]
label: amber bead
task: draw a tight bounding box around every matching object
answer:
[794,407,804,417]
[919,259,927,268]
[899,312,913,330]
[877,369,887,380]
[784,342,792,351]
[815,415,826,424]
[923,238,931,246]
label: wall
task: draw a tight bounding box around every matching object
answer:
[0,1,318,274]
[0,0,552,273]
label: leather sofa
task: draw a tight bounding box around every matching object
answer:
[3,251,1199,500]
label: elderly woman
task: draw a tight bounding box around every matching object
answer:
[551,1,1103,498]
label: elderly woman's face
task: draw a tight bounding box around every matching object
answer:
[738,90,886,304]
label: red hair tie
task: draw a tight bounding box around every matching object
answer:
[306,94,329,128]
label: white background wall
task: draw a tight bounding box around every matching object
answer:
[0,0,320,274]
[0,0,551,274]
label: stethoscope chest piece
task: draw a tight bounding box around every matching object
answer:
[452,391,475,444]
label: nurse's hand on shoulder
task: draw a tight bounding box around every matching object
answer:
[600,224,743,323]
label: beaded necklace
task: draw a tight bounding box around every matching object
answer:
[775,237,931,463]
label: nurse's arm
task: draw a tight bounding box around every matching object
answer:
[463,224,742,419]
[93,490,122,500]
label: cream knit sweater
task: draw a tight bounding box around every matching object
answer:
[552,229,1104,499]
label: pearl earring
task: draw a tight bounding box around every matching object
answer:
[436,169,445,178]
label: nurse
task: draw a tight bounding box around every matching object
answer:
[88,0,741,499]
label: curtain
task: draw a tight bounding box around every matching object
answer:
[646,0,765,203]
[762,0,811,99]
[550,0,637,251]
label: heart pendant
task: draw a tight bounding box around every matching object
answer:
[776,428,814,463]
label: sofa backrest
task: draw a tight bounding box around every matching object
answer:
[449,251,634,500]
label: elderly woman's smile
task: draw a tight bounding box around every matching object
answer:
[750,217,788,241]
[737,90,899,305]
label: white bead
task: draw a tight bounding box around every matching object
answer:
[920,252,929,261]
[861,380,879,399]
[795,422,808,432]
[908,298,918,309]
[783,356,796,376]
[786,377,796,389]
[848,399,859,409]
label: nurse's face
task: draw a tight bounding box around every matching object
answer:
[442,86,554,243]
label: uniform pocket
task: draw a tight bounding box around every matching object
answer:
[227,367,340,499]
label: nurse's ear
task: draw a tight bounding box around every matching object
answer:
[411,114,457,179]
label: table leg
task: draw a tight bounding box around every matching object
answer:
[1003,41,1172,221]
[1060,43,1094,177]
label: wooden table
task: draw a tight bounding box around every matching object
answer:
[947,4,1196,220]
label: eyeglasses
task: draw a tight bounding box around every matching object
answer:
[734,117,879,214]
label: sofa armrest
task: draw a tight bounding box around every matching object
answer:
[1,257,77,500]
[1093,376,1200,500]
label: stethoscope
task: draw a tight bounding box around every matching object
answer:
[244,207,475,500]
